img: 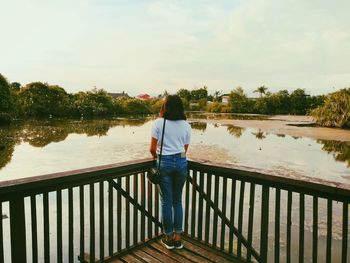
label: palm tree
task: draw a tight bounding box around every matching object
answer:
[213,90,222,102]
[254,86,268,98]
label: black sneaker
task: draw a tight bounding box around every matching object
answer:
[161,236,174,250]
[174,240,183,249]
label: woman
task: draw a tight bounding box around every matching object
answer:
[149,95,191,250]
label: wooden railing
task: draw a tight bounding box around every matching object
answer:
[187,160,350,263]
[0,159,160,263]
[0,159,349,262]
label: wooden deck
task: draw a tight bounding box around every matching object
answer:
[108,235,239,263]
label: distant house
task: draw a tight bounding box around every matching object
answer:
[108,92,131,99]
[221,95,230,104]
[136,94,152,100]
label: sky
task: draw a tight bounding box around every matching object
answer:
[1,0,349,97]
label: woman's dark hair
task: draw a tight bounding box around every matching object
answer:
[160,95,186,120]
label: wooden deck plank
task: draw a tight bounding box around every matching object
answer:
[182,237,236,263]
[155,239,212,263]
[141,246,179,263]
[132,249,163,263]
[120,254,144,263]
[148,242,192,263]
[109,236,240,263]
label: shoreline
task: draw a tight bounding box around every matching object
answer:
[189,115,350,142]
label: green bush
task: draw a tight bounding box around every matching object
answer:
[148,98,163,114]
[0,113,12,125]
[310,88,350,128]
[120,98,151,114]
[207,102,223,113]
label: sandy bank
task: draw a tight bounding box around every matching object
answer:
[189,115,350,142]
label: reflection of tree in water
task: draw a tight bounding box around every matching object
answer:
[72,120,111,137]
[251,129,266,140]
[186,113,207,119]
[22,119,149,145]
[187,112,268,120]
[22,124,70,147]
[0,118,149,169]
[190,122,207,132]
[113,118,150,128]
[318,140,350,167]
[0,126,21,169]
[226,125,244,138]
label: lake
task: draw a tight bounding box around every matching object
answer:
[0,115,349,183]
[0,115,349,262]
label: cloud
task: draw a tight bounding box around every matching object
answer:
[0,0,349,96]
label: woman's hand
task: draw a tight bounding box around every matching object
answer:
[149,137,158,159]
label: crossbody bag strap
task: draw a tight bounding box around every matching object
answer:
[157,118,166,170]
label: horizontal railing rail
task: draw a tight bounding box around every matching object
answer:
[0,158,349,262]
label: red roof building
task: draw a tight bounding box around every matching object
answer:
[136,94,152,100]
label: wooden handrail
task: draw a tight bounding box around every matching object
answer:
[0,158,155,197]
[188,159,350,201]
[1,158,349,200]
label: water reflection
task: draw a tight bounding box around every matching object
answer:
[318,139,350,167]
[187,112,269,120]
[0,118,149,170]
[0,128,19,169]
[223,124,350,169]
[251,129,266,140]
[226,125,244,138]
[1,118,350,181]
[189,122,207,132]
[22,125,70,147]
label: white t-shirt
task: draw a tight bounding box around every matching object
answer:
[151,118,191,155]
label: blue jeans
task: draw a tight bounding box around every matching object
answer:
[157,153,188,235]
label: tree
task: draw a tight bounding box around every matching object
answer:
[0,73,15,124]
[310,88,350,128]
[73,89,114,117]
[267,90,290,114]
[0,73,14,113]
[17,82,70,117]
[190,86,208,101]
[306,95,325,110]
[253,97,269,114]
[254,86,268,98]
[177,89,191,101]
[148,98,163,114]
[229,87,250,113]
[121,98,151,114]
[10,82,21,91]
[290,88,308,114]
[213,90,222,102]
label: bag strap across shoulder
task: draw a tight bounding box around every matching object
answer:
[157,118,166,170]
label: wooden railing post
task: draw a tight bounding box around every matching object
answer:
[260,185,269,263]
[9,195,26,263]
